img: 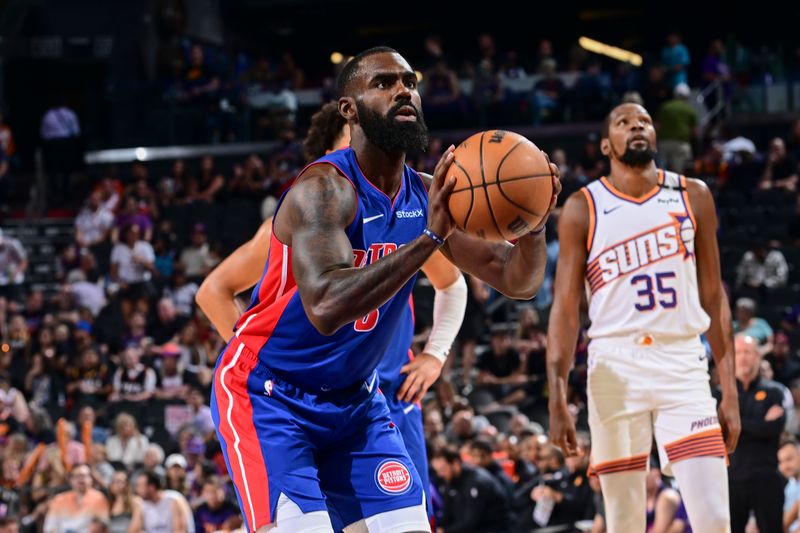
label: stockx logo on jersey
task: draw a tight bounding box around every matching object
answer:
[587,213,694,294]
[353,243,398,267]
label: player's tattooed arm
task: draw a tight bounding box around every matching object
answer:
[689,177,741,453]
[275,165,448,335]
[419,167,560,299]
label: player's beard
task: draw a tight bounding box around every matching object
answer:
[356,100,429,154]
[619,140,657,167]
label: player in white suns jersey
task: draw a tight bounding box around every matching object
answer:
[547,103,741,533]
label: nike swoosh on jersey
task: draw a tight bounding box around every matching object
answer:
[603,205,623,214]
[363,214,384,223]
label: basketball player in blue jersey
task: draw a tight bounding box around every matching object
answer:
[547,103,740,533]
[209,46,559,533]
[197,102,467,528]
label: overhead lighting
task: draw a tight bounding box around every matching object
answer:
[415,70,423,82]
[135,147,147,161]
[579,36,642,67]
[330,52,344,65]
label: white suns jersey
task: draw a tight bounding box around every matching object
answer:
[582,170,710,339]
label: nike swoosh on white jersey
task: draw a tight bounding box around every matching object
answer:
[363,214,384,223]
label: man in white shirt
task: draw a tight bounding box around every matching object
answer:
[76,191,114,248]
[110,224,155,318]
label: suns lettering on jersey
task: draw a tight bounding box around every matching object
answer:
[587,213,694,294]
[352,243,399,331]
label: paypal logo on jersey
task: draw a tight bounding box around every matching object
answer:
[396,209,424,219]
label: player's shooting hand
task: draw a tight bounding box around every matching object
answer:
[398,353,443,404]
[718,394,741,453]
[426,146,457,240]
[548,399,579,457]
[530,157,562,234]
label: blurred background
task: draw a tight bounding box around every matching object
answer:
[0,1,798,532]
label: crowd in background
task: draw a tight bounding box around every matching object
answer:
[0,29,797,533]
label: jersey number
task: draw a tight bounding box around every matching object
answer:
[354,309,380,332]
[631,272,677,311]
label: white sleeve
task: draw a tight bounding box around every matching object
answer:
[143,368,157,393]
[422,274,468,364]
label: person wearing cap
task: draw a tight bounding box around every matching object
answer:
[165,453,189,494]
[154,343,190,400]
[656,82,697,174]
[0,228,27,304]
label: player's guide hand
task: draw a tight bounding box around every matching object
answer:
[398,353,443,404]
[426,146,457,240]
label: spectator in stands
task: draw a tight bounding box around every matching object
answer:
[573,60,611,121]
[43,463,109,533]
[111,224,156,319]
[113,345,155,400]
[576,133,606,182]
[0,372,32,432]
[149,298,183,345]
[105,413,149,468]
[475,323,526,405]
[193,156,225,203]
[780,440,800,532]
[40,99,81,205]
[177,322,213,386]
[0,229,27,304]
[186,385,215,436]
[661,31,691,89]
[734,298,775,355]
[227,155,266,200]
[431,445,512,533]
[760,137,799,192]
[164,453,188,494]
[530,58,566,125]
[644,465,689,532]
[135,471,187,533]
[194,476,240,532]
[469,437,515,498]
[25,353,66,420]
[108,469,143,533]
[140,444,166,479]
[736,242,789,290]
[728,335,786,533]
[112,196,153,243]
[0,110,15,160]
[766,331,800,387]
[701,39,732,112]
[154,343,190,400]
[423,59,463,128]
[657,82,697,174]
[174,44,220,107]
[179,224,215,282]
[444,407,490,447]
[66,347,112,413]
[760,356,797,433]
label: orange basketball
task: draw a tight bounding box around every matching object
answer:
[446,130,553,241]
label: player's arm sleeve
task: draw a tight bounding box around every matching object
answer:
[421,252,466,363]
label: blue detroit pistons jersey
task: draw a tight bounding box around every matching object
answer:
[233,148,428,391]
[377,301,414,394]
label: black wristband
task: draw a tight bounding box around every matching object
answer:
[423,227,445,245]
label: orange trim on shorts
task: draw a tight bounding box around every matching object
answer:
[582,187,597,253]
[665,428,726,463]
[592,453,649,476]
[679,175,697,230]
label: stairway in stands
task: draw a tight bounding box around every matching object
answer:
[2,218,75,297]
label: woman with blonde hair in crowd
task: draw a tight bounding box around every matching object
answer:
[106,413,149,468]
[108,469,143,533]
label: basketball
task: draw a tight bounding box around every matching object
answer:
[446,130,554,241]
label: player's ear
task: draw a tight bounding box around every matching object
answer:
[339,97,356,122]
[600,138,610,156]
